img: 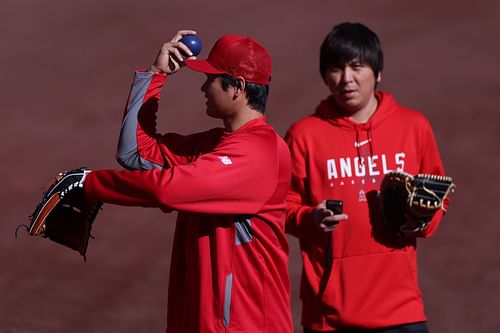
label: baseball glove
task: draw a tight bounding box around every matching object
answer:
[17,167,102,260]
[379,171,455,235]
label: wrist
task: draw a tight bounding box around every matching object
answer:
[148,65,165,74]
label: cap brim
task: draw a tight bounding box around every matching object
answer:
[184,59,224,75]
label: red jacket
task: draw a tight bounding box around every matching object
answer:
[285,92,449,330]
[85,71,293,332]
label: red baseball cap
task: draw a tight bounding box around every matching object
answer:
[185,34,272,85]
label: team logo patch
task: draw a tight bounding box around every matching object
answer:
[218,155,233,165]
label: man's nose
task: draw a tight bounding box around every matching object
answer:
[342,67,354,82]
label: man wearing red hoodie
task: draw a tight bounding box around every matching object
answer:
[285,23,450,332]
[79,30,293,332]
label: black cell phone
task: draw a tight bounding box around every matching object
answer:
[326,200,343,215]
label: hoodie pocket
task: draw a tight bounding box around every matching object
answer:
[321,251,424,324]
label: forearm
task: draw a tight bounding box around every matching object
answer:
[285,187,316,237]
[116,71,167,170]
[86,149,276,215]
[85,169,159,207]
[285,204,315,237]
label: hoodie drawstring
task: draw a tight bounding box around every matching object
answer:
[355,124,374,167]
[355,128,362,165]
[368,122,374,157]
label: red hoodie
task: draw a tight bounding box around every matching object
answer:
[84,71,293,332]
[285,92,449,330]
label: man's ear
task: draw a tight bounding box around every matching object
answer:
[234,77,246,96]
[231,77,246,101]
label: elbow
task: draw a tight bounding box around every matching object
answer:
[117,152,162,171]
[116,151,142,170]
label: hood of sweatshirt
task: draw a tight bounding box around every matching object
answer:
[314,91,398,159]
[315,91,398,130]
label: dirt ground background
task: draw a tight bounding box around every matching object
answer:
[1,0,499,332]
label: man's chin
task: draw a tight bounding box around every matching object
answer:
[333,98,358,115]
[206,109,222,119]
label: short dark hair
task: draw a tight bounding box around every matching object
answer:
[220,74,269,113]
[319,22,384,80]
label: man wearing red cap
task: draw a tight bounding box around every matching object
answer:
[82,30,293,332]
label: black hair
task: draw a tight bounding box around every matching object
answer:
[319,22,384,81]
[219,74,269,113]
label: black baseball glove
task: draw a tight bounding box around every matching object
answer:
[379,171,455,236]
[18,167,102,260]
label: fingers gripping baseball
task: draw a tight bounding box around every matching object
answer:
[150,30,198,74]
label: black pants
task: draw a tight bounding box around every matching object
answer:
[304,321,429,333]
